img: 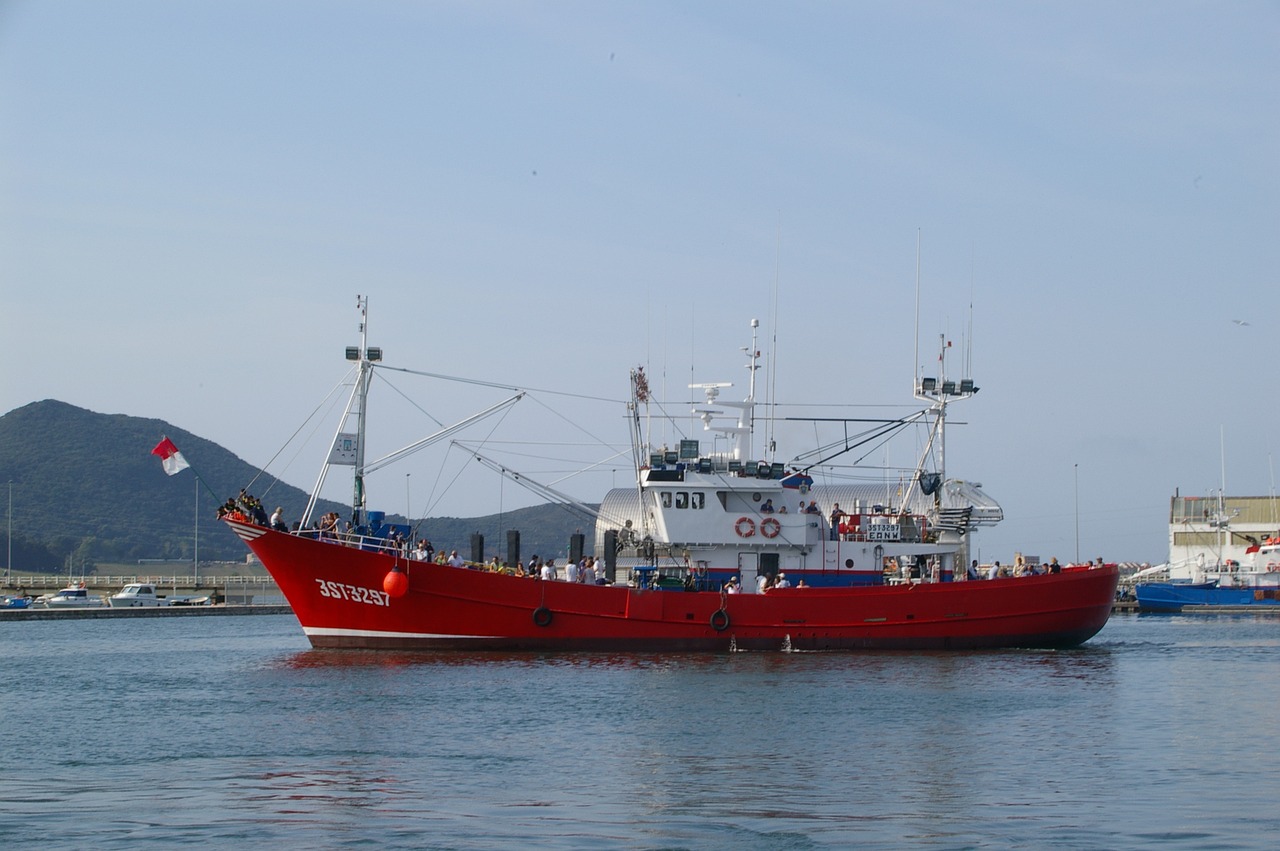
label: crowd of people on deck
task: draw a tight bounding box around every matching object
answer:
[719,574,809,594]
[758,497,824,515]
[216,490,272,527]
[404,542,617,583]
[964,555,1073,580]
[223,496,624,583]
[430,552,615,584]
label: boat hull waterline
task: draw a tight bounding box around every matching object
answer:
[230,520,1119,651]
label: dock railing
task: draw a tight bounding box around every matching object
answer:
[4,575,285,605]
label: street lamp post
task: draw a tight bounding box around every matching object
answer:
[194,477,200,587]
[1074,463,1080,565]
[6,480,12,587]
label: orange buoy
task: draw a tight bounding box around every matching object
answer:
[384,565,409,598]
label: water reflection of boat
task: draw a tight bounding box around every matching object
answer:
[227,302,1118,652]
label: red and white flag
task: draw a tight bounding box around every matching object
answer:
[151,436,190,476]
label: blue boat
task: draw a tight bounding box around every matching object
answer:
[1135,580,1280,612]
[1135,536,1280,612]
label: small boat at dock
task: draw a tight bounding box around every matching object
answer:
[107,583,209,607]
[35,584,106,609]
[1134,491,1280,612]
[1135,537,1280,612]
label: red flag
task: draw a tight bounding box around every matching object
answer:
[151,437,190,476]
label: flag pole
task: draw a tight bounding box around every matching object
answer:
[154,436,220,499]
[194,476,200,587]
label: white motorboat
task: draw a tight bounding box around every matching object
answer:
[108,583,208,607]
[36,584,106,608]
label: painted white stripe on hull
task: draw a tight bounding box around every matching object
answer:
[304,626,503,640]
[227,521,268,542]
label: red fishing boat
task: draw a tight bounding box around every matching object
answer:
[227,299,1118,651]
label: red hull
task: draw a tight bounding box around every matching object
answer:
[229,520,1119,651]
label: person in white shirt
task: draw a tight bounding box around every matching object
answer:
[541,559,555,581]
[565,560,579,583]
[447,550,465,568]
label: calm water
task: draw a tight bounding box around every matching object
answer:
[2,613,1278,849]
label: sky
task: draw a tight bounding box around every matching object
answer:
[2,1,1277,565]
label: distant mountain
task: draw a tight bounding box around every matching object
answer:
[0,400,591,574]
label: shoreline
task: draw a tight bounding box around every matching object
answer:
[0,604,293,620]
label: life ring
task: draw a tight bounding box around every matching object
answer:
[710,608,731,631]
[532,606,553,627]
[1267,563,1279,573]
[759,517,781,539]
[734,517,756,537]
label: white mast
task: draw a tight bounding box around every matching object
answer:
[351,296,371,525]
[629,364,653,542]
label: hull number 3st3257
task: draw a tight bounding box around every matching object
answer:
[316,579,390,607]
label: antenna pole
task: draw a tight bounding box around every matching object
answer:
[1220,425,1227,555]
[913,229,922,385]
[768,215,781,457]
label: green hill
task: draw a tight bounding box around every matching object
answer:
[0,400,592,574]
